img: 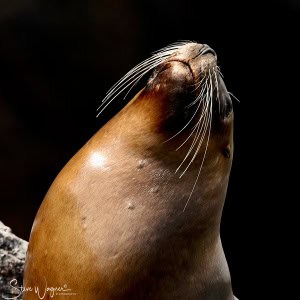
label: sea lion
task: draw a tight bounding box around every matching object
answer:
[23,42,237,299]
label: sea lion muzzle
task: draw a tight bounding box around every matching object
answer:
[145,43,233,130]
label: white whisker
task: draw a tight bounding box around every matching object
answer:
[175,79,209,153]
[228,92,240,102]
[183,71,213,211]
[175,78,210,175]
[217,66,224,78]
[97,42,193,117]
[178,72,212,178]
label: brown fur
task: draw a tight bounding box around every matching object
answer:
[24,43,235,300]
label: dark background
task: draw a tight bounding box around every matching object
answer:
[0,0,297,299]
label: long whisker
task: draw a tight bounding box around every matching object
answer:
[217,66,224,78]
[178,73,212,178]
[183,71,213,211]
[175,79,209,154]
[164,78,208,145]
[228,92,240,102]
[97,60,166,117]
[179,105,210,178]
[183,102,212,212]
[189,76,207,94]
[176,78,210,175]
[97,42,192,117]
[186,77,207,107]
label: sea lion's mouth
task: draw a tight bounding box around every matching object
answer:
[164,43,233,120]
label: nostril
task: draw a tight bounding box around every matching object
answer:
[199,44,217,57]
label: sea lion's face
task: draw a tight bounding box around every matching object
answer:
[98,42,234,213]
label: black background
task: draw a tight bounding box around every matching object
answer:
[0,1,297,299]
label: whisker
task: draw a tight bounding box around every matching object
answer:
[228,92,240,102]
[179,106,210,178]
[96,60,166,117]
[176,79,210,175]
[164,93,203,145]
[183,71,213,211]
[97,41,192,117]
[217,66,224,78]
[175,79,209,153]
[183,102,212,212]
[178,74,212,178]
[187,76,207,102]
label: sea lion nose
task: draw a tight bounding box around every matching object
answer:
[199,44,217,58]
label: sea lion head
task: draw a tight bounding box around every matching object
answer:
[97,42,234,214]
